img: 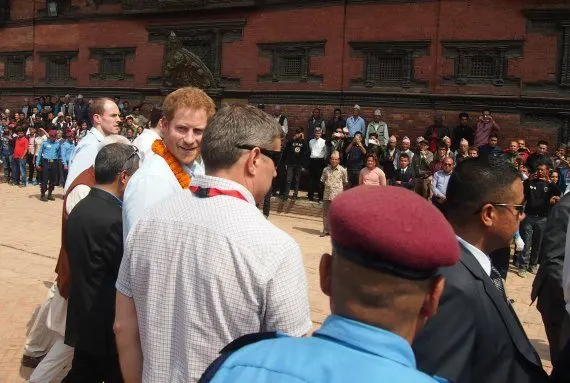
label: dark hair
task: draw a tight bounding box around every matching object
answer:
[444,156,520,221]
[334,108,341,114]
[489,133,499,139]
[94,143,139,185]
[354,131,363,137]
[400,153,410,160]
[459,112,469,119]
[468,146,479,153]
[368,132,378,138]
[150,106,163,127]
[537,140,548,147]
[365,153,378,164]
[295,127,303,134]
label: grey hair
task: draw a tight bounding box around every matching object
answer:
[94,143,140,184]
[201,104,282,172]
[97,134,131,152]
[330,150,341,159]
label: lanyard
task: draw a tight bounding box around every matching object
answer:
[189,186,249,203]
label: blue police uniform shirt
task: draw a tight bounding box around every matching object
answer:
[36,139,61,166]
[60,140,76,167]
[209,315,448,383]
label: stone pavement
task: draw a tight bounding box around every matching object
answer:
[0,182,552,382]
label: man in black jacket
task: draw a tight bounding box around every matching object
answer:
[62,143,139,382]
[282,127,308,200]
[413,156,549,383]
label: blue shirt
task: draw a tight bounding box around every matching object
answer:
[210,315,448,383]
[60,140,76,167]
[431,170,452,198]
[36,139,61,166]
[346,115,366,138]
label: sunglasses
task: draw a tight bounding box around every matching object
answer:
[474,202,526,216]
[236,144,282,167]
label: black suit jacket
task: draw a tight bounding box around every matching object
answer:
[531,193,570,303]
[391,167,415,189]
[412,242,549,383]
[65,188,123,356]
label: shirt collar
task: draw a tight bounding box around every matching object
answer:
[183,157,205,177]
[456,235,491,276]
[315,315,416,368]
[93,187,123,207]
[89,127,105,142]
[190,174,256,205]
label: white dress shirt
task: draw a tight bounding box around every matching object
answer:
[275,115,288,135]
[122,151,205,241]
[309,137,327,159]
[64,127,104,192]
[457,235,491,276]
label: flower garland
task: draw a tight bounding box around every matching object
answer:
[151,139,191,189]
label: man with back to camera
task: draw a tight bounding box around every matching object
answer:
[200,185,460,383]
[413,156,549,383]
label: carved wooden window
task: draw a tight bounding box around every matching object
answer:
[257,41,325,83]
[39,51,77,84]
[560,23,570,87]
[0,0,10,23]
[90,47,135,81]
[349,41,430,89]
[442,41,523,87]
[0,52,31,81]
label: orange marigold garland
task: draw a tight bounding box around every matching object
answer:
[151,139,191,189]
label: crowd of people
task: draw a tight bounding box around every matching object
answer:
[2,89,570,382]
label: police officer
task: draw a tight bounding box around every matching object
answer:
[36,129,61,201]
[201,186,460,383]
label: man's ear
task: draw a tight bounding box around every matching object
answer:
[319,253,333,297]
[245,147,262,177]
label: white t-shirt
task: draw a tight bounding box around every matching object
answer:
[122,151,204,241]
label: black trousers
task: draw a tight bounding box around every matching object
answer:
[62,348,123,383]
[40,159,57,194]
[537,275,567,366]
[262,188,271,217]
[489,246,510,280]
[284,165,303,197]
[26,153,35,182]
[308,158,325,201]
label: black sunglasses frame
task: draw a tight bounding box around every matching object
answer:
[474,202,526,215]
[236,144,282,167]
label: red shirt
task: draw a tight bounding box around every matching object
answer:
[13,137,29,159]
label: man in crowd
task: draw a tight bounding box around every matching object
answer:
[413,156,549,383]
[26,126,37,184]
[516,161,561,277]
[394,136,414,168]
[468,146,479,158]
[72,95,89,124]
[282,127,308,200]
[346,104,366,138]
[63,143,139,382]
[505,140,520,163]
[344,131,366,188]
[518,139,531,163]
[60,131,76,187]
[380,135,398,180]
[114,104,311,382]
[527,140,554,173]
[36,130,61,201]
[412,137,433,199]
[365,109,388,146]
[320,150,347,237]
[273,105,288,136]
[452,112,474,151]
[201,186,460,383]
[532,193,570,367]
[325,108,345,138]
[392,153,415,190]
[425,113,450,153]
[455,138,470,165]
[430,156,454,209]
[307,127,327,202]
[12,127,28,186]
[478,133,502,157]
[474,109,500,147]
[132,106,163,159]
[64,98,121,191]
[132,106,148,128]
[307,107,325,139]
[122,87,216,238]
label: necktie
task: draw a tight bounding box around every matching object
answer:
[490,265,507,301]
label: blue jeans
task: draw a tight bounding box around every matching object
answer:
[1,153,10,179]
[518,215,547,269]
[12,157,27,185]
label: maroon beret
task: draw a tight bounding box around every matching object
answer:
[328,186,460,279]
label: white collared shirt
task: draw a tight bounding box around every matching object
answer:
[64,127,104,192]
[122,151,205,241]
[132,128,161,163]
[457,235,491,276]
[309,137,327,158]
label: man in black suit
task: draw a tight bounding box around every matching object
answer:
[62,143,139,382]
[413,156,549,383]
[391,152,415,190]
[531,193,570,366]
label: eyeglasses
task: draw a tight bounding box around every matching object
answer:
[474,202,526,216]
[443,163,454,167]
[236,144,282,167]
[121,145,139,172]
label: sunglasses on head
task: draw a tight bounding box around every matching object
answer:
[236,144,282,167]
